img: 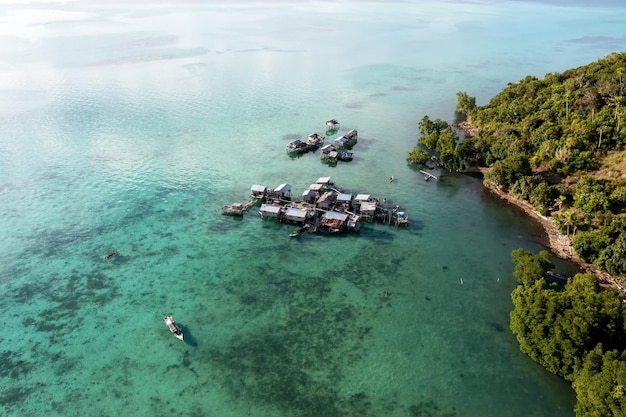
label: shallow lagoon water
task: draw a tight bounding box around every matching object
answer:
[1,1,626,416]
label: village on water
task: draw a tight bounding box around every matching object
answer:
[221,119,416,237]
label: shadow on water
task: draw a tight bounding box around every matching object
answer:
[178,324,198,347]
[106,255,130,265]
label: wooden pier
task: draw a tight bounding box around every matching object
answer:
[419,170,438,181]
[222,199,260,216]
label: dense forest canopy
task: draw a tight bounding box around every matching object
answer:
[510,249,626,417]
[408,52,626,277]
[442,52,626,417]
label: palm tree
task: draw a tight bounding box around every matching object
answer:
[562,210,577,237]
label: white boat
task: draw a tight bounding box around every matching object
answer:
[164,315,184,341]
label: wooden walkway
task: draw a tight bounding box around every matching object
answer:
[420,170,438,181]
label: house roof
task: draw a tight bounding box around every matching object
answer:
[323,211,349,221]
[274,183,292,193]
[259,204,282,214]
[316,176,332,184]
[355,193,370,201]
[337,193,352,202]
[251,184,268,192]
[285,207,308,219]
[361,201,377,212]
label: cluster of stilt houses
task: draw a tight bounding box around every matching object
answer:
[285,119,358,164]
[223,119,409,236]
[223,176,408,235]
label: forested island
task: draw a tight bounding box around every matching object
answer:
[408,52,626,416]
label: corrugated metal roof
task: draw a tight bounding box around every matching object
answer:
[274,183,292,193]
[259,204,282,214]
[251,184,268,192]
[285,207,308,219]
[323,211,348,221]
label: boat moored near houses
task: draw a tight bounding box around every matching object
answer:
[289,224,310,237]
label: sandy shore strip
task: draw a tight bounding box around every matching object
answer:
[483,183,624,291]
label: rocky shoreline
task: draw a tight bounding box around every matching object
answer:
[483,183,623,291]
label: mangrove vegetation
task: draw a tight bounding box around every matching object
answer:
[408,52,626,416]
[511,249,626,417]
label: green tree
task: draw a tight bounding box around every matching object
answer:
[456,91,477,117]
[407,147,430,164]
[511,248,552,285]
[574,347,626,417]
[573,229,611,263]
[530,182,556,212]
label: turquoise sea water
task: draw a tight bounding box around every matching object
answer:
[2,1,626,416]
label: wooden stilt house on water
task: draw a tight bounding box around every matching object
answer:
[258,203,283,219]
[354,194,371,204]
[315,177,335,188]
[320,144,338,163]
[334,130,357,149]
[316,191,336,210]
[394,210,409,227]
[302,188,319,204]
[250,184,269,199]
[306,133,325,148]
[268,183,291,202]
[222,202,245,216]
[317,211,361,233]
[326,119,339,130]
[284,206,312,224]
[359,200,379,221]
[336,193,353,212]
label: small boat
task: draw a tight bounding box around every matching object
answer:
[289,224,310,237]
[546,270,569,281]
[164,315,184,341]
